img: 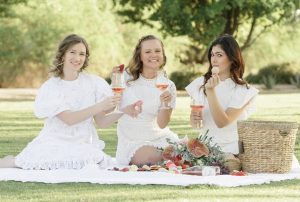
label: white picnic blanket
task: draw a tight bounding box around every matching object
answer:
[0,163,299,187]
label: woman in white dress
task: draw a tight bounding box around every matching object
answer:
[186,34,299,170]
[0,34,141,170]
[115,35,179,165]
[186,34,258,155]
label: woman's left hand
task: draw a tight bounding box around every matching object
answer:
[205,75,220,89]
[160,90,172,105]
[121,100,143,118]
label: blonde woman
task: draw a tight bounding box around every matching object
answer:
[115,35,179,166]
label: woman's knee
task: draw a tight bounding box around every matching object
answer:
[130,146,162,165]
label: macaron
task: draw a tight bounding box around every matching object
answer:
[211,66,219,75]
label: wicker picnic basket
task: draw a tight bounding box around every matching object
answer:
[238,121,299,173]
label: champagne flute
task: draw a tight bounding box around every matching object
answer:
[111,70,125,111]
[190,94,204,129]
[155,70,170,109]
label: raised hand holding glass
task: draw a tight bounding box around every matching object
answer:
[111,64,125,111]
[155,70,170,109]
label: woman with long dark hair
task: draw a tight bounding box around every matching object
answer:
[186,34,258,155]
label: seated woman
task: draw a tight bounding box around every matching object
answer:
[186,34,259,170]
[0,34,141,170]
[115,35,179,166]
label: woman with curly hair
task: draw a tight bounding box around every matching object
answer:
[0,34,140,170]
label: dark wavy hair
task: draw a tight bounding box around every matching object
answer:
[49,34,90,77]
[201,34,248,92]
[126,35,167,82]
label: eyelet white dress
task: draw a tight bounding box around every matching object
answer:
[185,76,259,154]
[15,73,113,170]
[116,74,179,165]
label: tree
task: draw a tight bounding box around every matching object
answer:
[0,0,142,87]
[113,0,298,64]
[0,0,27,17]
[0,0,67,87]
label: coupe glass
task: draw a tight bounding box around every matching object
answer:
[111,71,125,111]
[190,92,204,129]
[155,70,170,109]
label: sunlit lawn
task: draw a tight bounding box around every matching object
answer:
[0,93,300,202]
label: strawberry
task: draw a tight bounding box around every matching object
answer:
[120,167,129,172]
[119,64,125,72]
[174,161,181,166]
[175,155,182,161]
[181,164,189,169]
[230,170,247,176]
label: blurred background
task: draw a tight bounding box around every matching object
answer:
[0,0,299,89]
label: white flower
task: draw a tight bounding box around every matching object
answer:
[177,145,183,151]
[196,159,204,166]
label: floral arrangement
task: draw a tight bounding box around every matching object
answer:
[161,130,229,174]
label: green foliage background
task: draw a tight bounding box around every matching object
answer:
[0,0,299,87]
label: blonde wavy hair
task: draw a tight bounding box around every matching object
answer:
[49,34,90,77]
[126,35,167,82]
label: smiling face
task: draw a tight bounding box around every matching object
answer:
[210,45,232,77]
[140,39,164,72]
[205,35,246,83]
[63,43,87,74]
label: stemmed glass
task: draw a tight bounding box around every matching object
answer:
[155,70,170,109]
[111,70,125,112]
[190,91,204,129]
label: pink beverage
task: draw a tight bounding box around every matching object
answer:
[156,84,169,90]
[112,87,125,93]
[190,105,204,112]
[190,105,204,128]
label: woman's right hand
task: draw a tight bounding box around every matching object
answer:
[112,66,120,73]
[99,94,122,112]
[159,90,172,107]
[205,74,220,89]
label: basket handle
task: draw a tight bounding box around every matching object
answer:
[279,130,289,136]
[238,140,244,154]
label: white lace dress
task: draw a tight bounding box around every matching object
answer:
[116,74,179,165]
[186,76,259,154]
[15,73,113,170]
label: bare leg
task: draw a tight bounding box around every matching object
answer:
[130,146,163,165]
[0,155,17,168]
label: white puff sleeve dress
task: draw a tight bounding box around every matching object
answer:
[116,74,179,165]
[185,76,259,154]
[15,73,113,169]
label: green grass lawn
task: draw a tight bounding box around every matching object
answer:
[0,93,300,202]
